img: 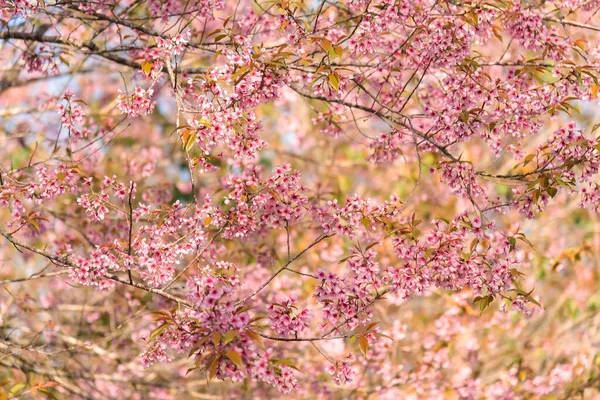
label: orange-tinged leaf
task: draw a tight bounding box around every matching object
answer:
[150,310,171,321]
[209,357,219,381]
[212,332,222,346]
[328,73,340,91]
[225,350,244,369]
[142,61,153,76]
[359,336,368,357]
[315,65,328,74]
[184,131,196,153]
[269,189,282,202]
[58,55,70,66]
[364,321,380,332]
[470,238,479,252]
[223,330,238,345]
[205,28,223,39]
[246,329,265,350]
[28,219,39,231]
[360,217,370,230]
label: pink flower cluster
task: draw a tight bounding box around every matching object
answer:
[57,91,87,141]
[1,0,37,19]
[325,354,356,385]
[439,162,488,201]
[23,45,59,76]
[70,250,116,289]
[117,87,156,118]
[386,216,529,313]
[504,4,570,60]
[267,297,312,337]
[314,249,382,332]
[187,261,240,309]
[218,164,308,238]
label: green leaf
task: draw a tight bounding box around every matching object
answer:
[39,389,59,400]
[473,295,494,313]
[8,383,26,397]
[364,242,378,252]
[196,118,212,127]
[271,358,302,372]
[424,248,436,260]
[508,236,517,252]
[149,323,169,343]
[375,332,395,341]
[379,215,394,226]
[231,65,250,84]
[523,154,535,166]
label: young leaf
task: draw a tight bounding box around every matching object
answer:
[508,236,517,252]
[149,323,169,343]
[225,350,244,369]
[245,330,265,350]
[223,330,238,345]
[142,61,153,76]
[184,131,197,153]
[212,331,222,346]
[359,336,368,357]
[208,357,219,382]
[328,73,340,91]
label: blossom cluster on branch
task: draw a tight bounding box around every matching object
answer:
[1,0,600,398]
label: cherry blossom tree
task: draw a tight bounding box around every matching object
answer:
[2,0,600,398]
